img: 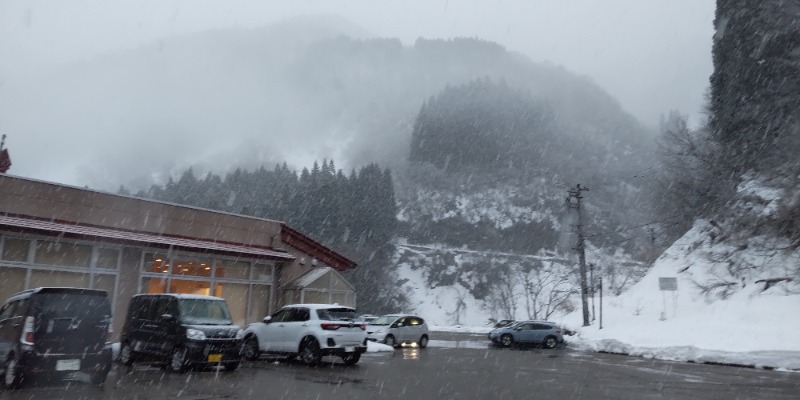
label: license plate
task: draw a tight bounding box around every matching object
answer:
[56,359,81,371]
[344,346,355,352]
[207,354,222,362]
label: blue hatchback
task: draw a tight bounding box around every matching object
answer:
[487,320,564,349]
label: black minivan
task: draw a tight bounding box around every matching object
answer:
[118,294,242,372]
[0,287,113,389]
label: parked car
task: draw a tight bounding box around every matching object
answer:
[118,294,242,373]
[0,287,113,389]
[366,314,429,348]
[241,304,367,366]
[493,319,516,328]
[487,320,564,349]
[356,314,378,324]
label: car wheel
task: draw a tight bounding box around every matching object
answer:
[242,336,260,361]
[418,335,429,349]
[2,354,23,389]
[119,342,135,366]
[299,338,321,367]
[223,362,240,372]
[168,347,189,373]
[500,334,513,347]
[341,352,361,366]
[384,335,397,348]
[543,336,559,349]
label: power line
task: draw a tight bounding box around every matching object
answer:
[584,209,700,240]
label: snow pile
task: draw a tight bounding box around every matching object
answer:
[561,219,800,370]
[366,341,395,352]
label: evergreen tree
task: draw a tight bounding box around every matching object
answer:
[409,78,556,172]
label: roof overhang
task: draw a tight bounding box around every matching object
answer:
[0,214,295,261]
[280,224,357,271]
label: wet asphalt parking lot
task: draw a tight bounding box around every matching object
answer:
[1,332,798,400]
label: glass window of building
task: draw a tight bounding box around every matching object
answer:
[171,257,212,278]
[95,248,120,270]
[29,269,89,288]
[249,285,271,321]
[1,238,30,262]
[214,282,249,325]
[214,259,250,280]
[35,240,91,268]
[252,263,272,282]
[142,252,169,274]
[0,267,26,304]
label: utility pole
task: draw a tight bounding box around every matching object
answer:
[599,277,603,330]
[566,184,590,327]
[589,263,596,322]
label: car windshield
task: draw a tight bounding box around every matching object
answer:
[316,308,357,321]
[368,315,399,326]
[178,299,233,325]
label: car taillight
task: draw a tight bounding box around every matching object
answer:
[21,316,35,345]
[556,330,561,334]
[321,323,340,330]
[359,324,366,331]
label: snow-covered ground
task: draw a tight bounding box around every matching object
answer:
[402,219,800,371]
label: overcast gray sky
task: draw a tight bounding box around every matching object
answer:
[0,0,716,187]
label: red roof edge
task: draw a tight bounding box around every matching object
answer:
[280,224,358,272]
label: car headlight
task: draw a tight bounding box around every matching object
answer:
[186,328,206,340]
[374,329,385,334]
[236,329,244,340]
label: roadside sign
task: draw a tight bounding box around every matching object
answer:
[658,277,678,321]
[659,277,677,291]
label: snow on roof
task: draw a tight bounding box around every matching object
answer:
[282,266,355,292]
[290,267,332,288]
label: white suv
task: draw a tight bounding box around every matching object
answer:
[241,304,367,366]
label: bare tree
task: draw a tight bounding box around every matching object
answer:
[518,260,574,320]
[451,286,468,325]
[650,111,734,240]
[484,263,518,320]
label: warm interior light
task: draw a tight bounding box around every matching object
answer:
[204,267,211,270]
[155,259,162,262]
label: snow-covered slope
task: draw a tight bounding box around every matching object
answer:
[559,177,800,369]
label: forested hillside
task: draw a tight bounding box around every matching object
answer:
[132,161,406,314]
[398,78,656,259]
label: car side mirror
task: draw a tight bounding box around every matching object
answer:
[160,313,175,322]
[263,316,272,323]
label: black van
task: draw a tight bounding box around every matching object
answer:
[118,294,242,372]
[0,287,113,389]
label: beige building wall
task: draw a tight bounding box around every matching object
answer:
[0,175,282,246]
